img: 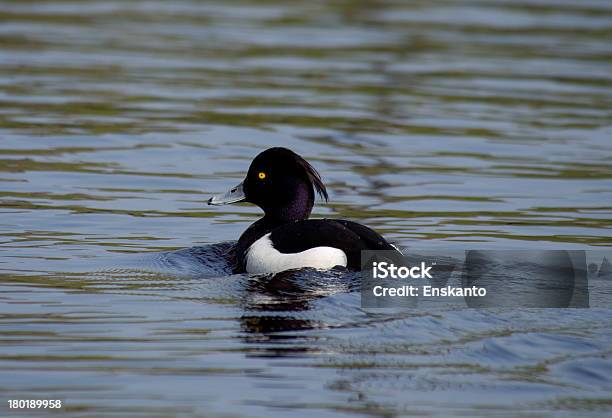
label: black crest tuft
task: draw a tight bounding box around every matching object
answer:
[294,151,328,202]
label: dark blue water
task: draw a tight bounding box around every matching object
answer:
[1,0,611,416]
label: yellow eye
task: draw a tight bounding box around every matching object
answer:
[258,172,266,179]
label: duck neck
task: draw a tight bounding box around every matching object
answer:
[263,181,313,223]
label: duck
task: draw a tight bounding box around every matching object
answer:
[208,147,400,274]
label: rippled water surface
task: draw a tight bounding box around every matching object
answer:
[1,0,612,417]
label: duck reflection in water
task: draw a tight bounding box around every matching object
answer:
[239,267,358,356]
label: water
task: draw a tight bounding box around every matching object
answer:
[1,0,612,416]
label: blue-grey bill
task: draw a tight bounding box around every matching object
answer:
[208,181,246,205]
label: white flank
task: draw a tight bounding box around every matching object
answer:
[245,233,347,274]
